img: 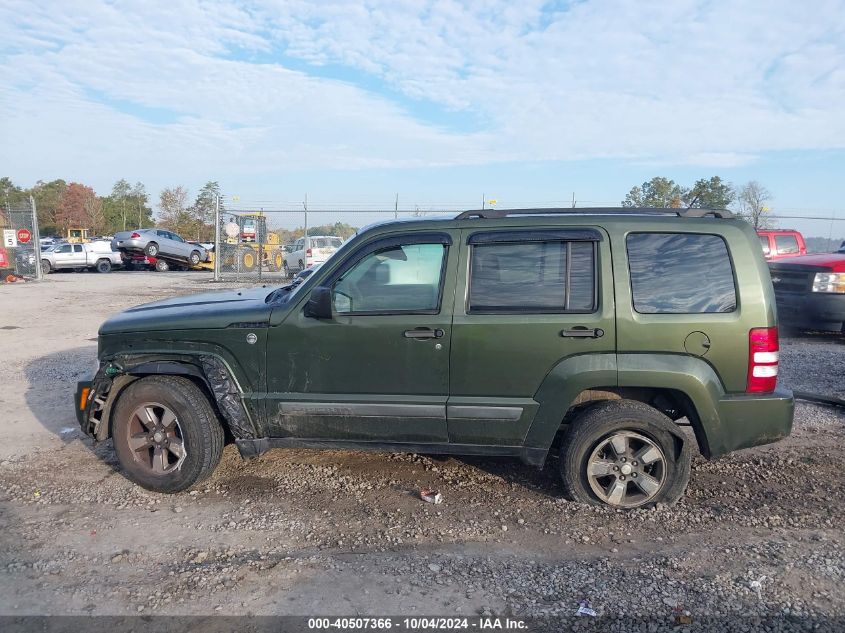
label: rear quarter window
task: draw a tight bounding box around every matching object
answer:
[627,233,737,314]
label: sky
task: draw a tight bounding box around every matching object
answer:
[1,0,844,237]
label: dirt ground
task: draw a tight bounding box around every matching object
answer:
[1,271,843,628]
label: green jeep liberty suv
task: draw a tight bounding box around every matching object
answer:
[76,208,794,509]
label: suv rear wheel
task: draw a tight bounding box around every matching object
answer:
[112,376,224,493]
[559,400,691,509]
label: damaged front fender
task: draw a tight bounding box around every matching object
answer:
[76,354,260,442]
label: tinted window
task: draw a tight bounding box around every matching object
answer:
[56,244,72,253]
[468,241,595,313]
[627,233,736,314]
[333,243,446,313]
[775,234,799,254]
[73,244,83,253]
[758,235,770,255]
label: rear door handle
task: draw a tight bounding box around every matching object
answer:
[561,326,605,339]
[404,328,445,339]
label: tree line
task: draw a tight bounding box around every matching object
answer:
[0,176,224,240]
[622,176,773,228]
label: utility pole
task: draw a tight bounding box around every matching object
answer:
[213,195,221,281]
[303,193,308,245]
[394,193,399,219]
[31,195,43,281]
[571,192,576,208]
[122,197,127,231]
[482,193,485,210]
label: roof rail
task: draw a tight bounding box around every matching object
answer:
[455,207,734,220]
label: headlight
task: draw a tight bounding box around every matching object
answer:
[812,272,845,293]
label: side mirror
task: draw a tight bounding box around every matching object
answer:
[305,286,333,319]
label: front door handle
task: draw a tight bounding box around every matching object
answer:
[404,328,445,339]
[561,326,605,339]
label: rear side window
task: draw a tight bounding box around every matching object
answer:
[775,234,799,254]
[627,233,736,314]
[468,240,596,313]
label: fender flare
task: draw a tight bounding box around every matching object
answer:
[524,352,727,461]
[93,355,260,441]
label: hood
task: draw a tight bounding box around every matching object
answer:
[99,286,274,335]
[769,253,845,272]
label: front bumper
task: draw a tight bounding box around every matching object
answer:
[775,291,845,332]
[709,387,794,457]
[75,377,93,429]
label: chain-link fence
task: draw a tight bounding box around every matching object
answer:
[1,197,42,281]
[212,205,451,283]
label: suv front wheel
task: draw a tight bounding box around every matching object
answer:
[112,376,224,493]
[559,400,691,509]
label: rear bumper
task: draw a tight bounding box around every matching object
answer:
[775,291,845,332]
[710,387,794,457]
[113,238,146,252]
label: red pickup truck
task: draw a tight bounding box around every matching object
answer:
[769,243,845,334]
[757,229,807,261]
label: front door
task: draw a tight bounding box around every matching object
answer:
[448,227,617,445]
[265,230,459,443]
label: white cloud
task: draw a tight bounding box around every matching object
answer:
[1,0,844,195]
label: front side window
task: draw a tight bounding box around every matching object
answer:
[759,235,771,255]
[468,240,596,313]
[775,234,799,254]
[332,242,447,314]
[56,244,72,253]
[627,233,737,314]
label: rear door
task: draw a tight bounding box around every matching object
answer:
[448,227,616,445]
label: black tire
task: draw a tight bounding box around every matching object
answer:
[145,242,159,257]
[40,260,51,275]
[155,259,169,272]
[96,259,112,273]
[189,250,201,266]
[298,259,305,272]
[559,400,691,509]
[266,249,282,272]
[239,248,257,272]
[112,376,224,493]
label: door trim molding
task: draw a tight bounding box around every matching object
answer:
[277,401,446,419]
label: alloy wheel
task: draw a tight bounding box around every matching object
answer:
[586,431,666,508]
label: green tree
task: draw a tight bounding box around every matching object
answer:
[30,179,68,236]
[190,181,220,240]
[622,177,686,208]
[684,176,735,209]
[110,179,132,232]
[131,182,154,228]
[0,177,28,208]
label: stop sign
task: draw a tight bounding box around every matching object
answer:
[17,228,32,244]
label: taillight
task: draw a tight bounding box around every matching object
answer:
[306,248,312,257]
[130,232,141,238]
[747,327,779,393]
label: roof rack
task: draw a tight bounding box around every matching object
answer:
[455,207,734,220]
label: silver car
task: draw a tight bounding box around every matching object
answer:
[112,229,208,266]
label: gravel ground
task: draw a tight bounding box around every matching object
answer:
[0,272,843,631]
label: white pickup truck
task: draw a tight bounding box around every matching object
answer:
[41,241,123,274]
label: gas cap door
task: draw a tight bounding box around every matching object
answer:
[684,331,711,356]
